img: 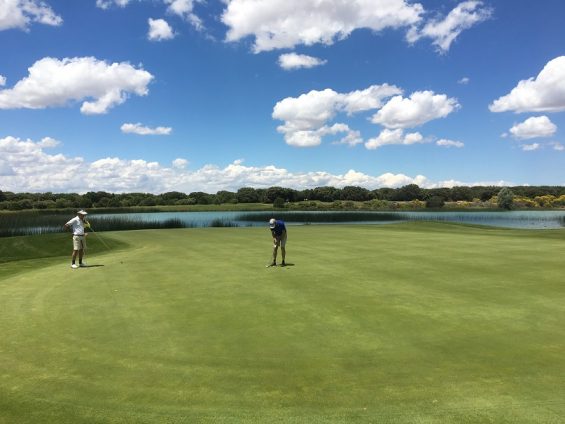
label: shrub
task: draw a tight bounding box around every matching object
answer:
[426,196,445,209]
[534,195,556,208]
[497,188,515,210]
[273,197,285,208]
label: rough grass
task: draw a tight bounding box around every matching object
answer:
[1,223,564,423]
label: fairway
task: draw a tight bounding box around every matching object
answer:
[1,223,564,423]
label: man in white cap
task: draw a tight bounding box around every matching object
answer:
[64,210,89,269]
[268,218,287,267]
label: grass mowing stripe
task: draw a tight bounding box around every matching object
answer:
[0,223,564,423]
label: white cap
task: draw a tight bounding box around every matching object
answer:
[269,218,276,228]
[77,210,88,215]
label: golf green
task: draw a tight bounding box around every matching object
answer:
[1,223,564,423]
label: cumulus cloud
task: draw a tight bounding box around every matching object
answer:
[407,1,492,53]
[148,18,175,41]
[1,135,503,193]
[490,56,565,113]
[365,129,425,150]
[97,0,203,29]
[173,158,188,168]
[521,143,540,152]
[222,0,423,53]
[371,90,460,129]
[272,84,401,147]
[121,123,172,135]
[436,139,464,148]
[0,57,154,114]
[0,75,6,86]
[96,0,131,9]
[278,53,327,70]
[164,0,203,29]
[458,77,470,85]
[550,142,564,151]
[509,116,556,139]
[0,0,62,31]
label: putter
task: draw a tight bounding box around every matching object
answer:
[86,221,111,251]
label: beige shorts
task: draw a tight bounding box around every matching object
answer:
[73,235,86,251]
[274,232,287,248]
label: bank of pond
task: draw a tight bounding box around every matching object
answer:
[1,210,564,237]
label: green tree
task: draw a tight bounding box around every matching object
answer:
[426,196,445,209]
[497,187,515,210]
[450,186,474,201]
[340,186,371,201]
[216,190,237,204]
[391,184,423,201]
[236,187,260,203]
[273,197,285,208]
[311,186,340,202]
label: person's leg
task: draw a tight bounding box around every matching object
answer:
[272,244,278,265]
[78,236,86,265]
[271,237,281,265]
[71,236,80,268]
[281,233,287,265]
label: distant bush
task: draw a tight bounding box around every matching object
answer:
[534,195,556,208]
[497,188,515,210]
[426,196,445,209]
[273,197,285,208]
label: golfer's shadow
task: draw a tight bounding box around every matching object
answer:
[83,264,105,268]
[282,263,295,267]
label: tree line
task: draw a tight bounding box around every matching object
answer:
[1,185,564,211]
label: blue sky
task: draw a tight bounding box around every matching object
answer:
[0,0,564,193]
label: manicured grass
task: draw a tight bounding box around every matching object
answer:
[1,223,564,423]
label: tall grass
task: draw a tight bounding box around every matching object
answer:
[236,211,405,223]
[0,214,189,237]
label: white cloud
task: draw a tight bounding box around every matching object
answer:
[0,0,62,31]
[97,0,203,29]
[0,159,15,176]
[272,84,401,147]
[407,1,492,53]
[164,0,203,30]
[521,143,540,151]
[222,0,423,53]
[148,18,175,41]
[1,135,510,193]
[121,123,172,135]
[550,142,564,151]
[0,57,154,115]
[365,129,425,150]
[436,139,464,148]
[0,75,5,86]
[371,90,460,129]
[278,53,327,70]
[173,158,188,168]
[490,56,565,113]
[458,77,470,85]
[342,85,402,114]
[38,136,61,148]
[509,116,557,139]
[96,0,131,9]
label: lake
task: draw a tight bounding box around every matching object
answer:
[93,210,565,229]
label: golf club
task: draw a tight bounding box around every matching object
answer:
[85,220,111,251]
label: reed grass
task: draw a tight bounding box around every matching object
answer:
[236,211,405,223]
[0,214,190,237]
[209,219,239,227]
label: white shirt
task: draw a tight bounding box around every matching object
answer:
[66,216,86,236]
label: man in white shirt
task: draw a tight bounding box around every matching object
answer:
[64,210,89,269]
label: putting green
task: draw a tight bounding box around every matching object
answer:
[1,223,564,423]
